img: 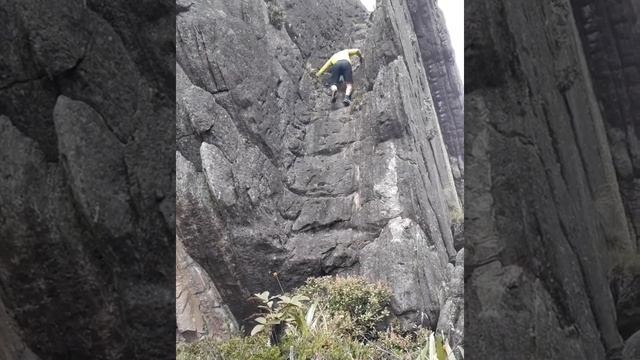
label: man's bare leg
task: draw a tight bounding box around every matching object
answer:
[343,83,353,106]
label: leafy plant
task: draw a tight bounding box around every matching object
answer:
[250,291,313,338]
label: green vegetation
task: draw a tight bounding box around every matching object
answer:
[177,276,460,360]
[177,335,279,360]
[296,276,391,338]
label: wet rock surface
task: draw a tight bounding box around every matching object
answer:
[176,0,463,347]
[0,0,175,359]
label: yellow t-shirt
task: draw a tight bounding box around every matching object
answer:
[316,49,361,76]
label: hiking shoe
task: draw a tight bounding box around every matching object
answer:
[343,95,352,106]
[330,89,338,103]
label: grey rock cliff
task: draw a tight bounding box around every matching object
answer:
[568,1,640,343]
[466,0,639,358]
[625,330,640,360]
[176,0,463,348]
[0,297,40,360]
[570,0,640,254]
[0,1,175,359]
[407,0,464,202]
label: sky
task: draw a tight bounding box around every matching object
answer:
[360,0,463,80]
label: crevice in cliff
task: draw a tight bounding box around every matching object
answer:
[0,75,48,91]
[199,28,229,94]
[532,212,581,330]
[540,103,571,190]
[293,219,352,234]
[485,119,536,149]
[284,184,357,199]
[53,51,87,84]
[177,133,197,142]
[414,139,455,250]
[210,88,230,95]
[561,92,595,197]
[427,139,446,191]
[558,213,623,357]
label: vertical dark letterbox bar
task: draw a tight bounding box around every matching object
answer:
[0,1,176,359]
[464,0,640,358]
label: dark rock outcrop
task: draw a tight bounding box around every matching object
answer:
[569,0,640,252]
[611,257,640,343]
[0,1,175,359]
[625,330,640,360]
[176,240,238,342]
[568,1,640,342]
[0,297,40,360]
[176,0,463,348]
[466,0,638,358]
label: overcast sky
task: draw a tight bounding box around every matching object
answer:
[360,0,463,80]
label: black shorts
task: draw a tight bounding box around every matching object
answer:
[329,60,353,85]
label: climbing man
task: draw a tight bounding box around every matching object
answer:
[314,48,363,106]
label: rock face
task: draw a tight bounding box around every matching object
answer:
[176,0,463,347]
[0,297,40,360]
[624,330,640,360]
[176,240,238,342]
[0,1,175,359]
[612,260,640,346]
[569,0,640,252]
[407,0,464,201]
[466,0,639,358]
[568,1,640,343]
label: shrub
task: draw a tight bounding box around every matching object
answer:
[295,276,392,338]
[179,276,460,360]
[216,336,281,360]
[177,335,280,360]
[177,339,222,360]
[372,329,457,360]
[281,328,375,360]
[374,329,418,356]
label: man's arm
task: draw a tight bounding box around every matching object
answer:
[315,58,333,77]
